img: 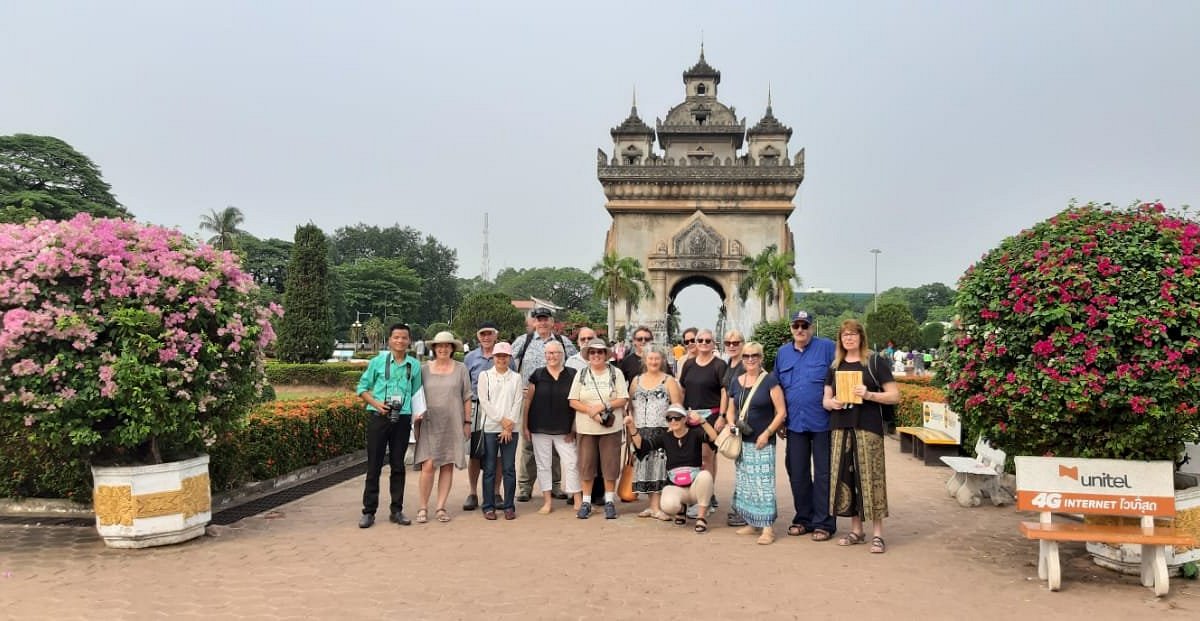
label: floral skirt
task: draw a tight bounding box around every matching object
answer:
[632,427,668,493]
[733,443,777,527]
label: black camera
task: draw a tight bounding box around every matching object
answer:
[598,407,615,427]
[385,395,406,423]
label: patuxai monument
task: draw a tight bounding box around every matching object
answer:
[597,47,804,340]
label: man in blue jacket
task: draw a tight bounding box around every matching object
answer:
[356,323,423,528]
[773,310,837,540]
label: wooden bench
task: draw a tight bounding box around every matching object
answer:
[895,402,960,466]
[1016,456,1196,596]
[942,436,1012,507]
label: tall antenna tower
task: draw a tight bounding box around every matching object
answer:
[481,212,490,281]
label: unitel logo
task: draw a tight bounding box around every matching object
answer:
[1058,464,1130,488]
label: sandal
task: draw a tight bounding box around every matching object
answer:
[811,529,832,542]
[653,510,673,522]
[694,518,708,534]
[435,508,450,523]
[838,531,866,546]
[637,509,654,518]
[674,510,687,526]
[415,508,428,524]
[787,524,809,537]
[870,536,886,554]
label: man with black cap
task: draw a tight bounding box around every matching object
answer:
[774,310,838,541]
[510,307,577,501]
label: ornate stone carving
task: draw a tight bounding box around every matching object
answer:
[673,219,724,257]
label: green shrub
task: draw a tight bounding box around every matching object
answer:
[265,361,364,386]
[208,396,366,490]
[752,319,792,371]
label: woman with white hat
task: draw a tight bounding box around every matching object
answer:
[414,331,472,524]
[567,338,629,520]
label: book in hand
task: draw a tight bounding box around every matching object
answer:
[835,371,863,404]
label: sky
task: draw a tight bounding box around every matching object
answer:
[3,1,1199,329]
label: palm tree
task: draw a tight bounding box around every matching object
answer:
[590,252,653,340]
[739,245,777,322]
[738,244,800,321]
[765,247,800,319]
[199,205,246,251]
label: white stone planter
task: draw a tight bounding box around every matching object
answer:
[1087,486,1200,576]
[91,454,211,549]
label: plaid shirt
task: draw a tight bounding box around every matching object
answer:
[511,331,578,383]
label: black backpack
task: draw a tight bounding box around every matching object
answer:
[514,331,566,372]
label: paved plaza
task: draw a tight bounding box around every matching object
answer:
[2,437,1196,620]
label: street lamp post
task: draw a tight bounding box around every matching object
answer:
[870,249,882,314]
[353,311,372,350]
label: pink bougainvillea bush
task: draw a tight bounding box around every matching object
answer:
[943,201,1200,461]
[0,214,280,465]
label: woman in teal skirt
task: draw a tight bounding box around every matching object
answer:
[724,341,788,545]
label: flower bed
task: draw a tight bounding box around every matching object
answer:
[896,383,948,428]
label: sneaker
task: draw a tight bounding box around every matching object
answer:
[550,489,568,500]
[577,502,592,519]
[462,494,479,511]
[686,504,699,519]
[389,511,411,526]
[516,491,532,503]
[358,514,375,529]
[604,502,617,520]
[710,495,719,510]
[727,511,747,527]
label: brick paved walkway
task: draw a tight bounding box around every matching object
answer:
[2,437,1196,620]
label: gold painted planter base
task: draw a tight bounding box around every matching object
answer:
[91,454,211,549]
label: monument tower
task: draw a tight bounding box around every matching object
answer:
[597,48,805,339]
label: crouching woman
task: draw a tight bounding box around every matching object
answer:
[623,404,717,534]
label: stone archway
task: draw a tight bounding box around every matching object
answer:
[596,51,804,340]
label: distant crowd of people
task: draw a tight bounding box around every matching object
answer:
[353,307,899,552]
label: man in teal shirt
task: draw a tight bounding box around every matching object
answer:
[356,323,423,528]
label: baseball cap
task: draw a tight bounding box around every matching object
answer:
[493,342,513,356]
[531,307,553,318]
[477,321,498,334]
[791,310,812,323]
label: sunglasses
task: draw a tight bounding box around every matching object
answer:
[791,322,811,330]
[588,350,607,355]
[578,335,595,342]
[695,338,713,344]
[665,414,686,422]
[634,336,652,342]
[744,353,763,360]
[723,340,742,346]
[683,338,696,345]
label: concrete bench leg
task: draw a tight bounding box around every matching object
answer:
[913,440,926,460]
[1047,541,1061,591]
[945,472,966,497]
[923,443,957,467]
[899,434,913,454]
[1141,544,1169,596]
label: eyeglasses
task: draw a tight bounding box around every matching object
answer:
[791,322,811,330]
[744,353,763,360]
[695,338,713,344]
[634,336,652,342]
[683,338,696,345]
[723,340,742,346]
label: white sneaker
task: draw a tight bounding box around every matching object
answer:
[686,504,699,519]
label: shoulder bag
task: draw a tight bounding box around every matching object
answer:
[716,372,766,460]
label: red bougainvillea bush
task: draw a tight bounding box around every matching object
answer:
[943,201,1200,461]
[0,215,279,465]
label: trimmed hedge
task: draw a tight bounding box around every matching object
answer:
[265,361,365,387]
[209,396,365,491]
[3,396,368,501]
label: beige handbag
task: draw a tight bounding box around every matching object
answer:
[716,372,765,459]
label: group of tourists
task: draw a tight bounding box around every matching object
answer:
[353,307,899,553]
